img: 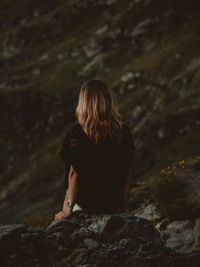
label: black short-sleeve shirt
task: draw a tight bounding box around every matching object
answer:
[59,121,136,213]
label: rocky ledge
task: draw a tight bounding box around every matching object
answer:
[0,211,200,267]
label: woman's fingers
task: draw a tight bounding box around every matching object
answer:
[55,210,73,221]
[55,211,65,220]
[55,211,61,220]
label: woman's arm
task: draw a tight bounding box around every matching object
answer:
[55,164,79,220]
[62,164,79,214]
[122,165,132,212]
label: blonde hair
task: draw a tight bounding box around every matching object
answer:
[75,77,124,144]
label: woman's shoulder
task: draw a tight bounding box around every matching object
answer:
[121,123,135,148]
[121,123,132,136]
[65,121,133,144]
[65,120,83,139]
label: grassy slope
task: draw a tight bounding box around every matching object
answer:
[0,0,200,225]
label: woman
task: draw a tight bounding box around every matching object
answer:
[55,77,135,220]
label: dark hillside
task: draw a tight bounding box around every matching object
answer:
[0,0,200,230]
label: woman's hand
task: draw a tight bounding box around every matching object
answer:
[54,210,72,220]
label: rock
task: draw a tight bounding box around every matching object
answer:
[174,53,181,59]
[132,111,153,134]
[135,0,152,6]
[134,71,141,78]
[134,203,200,254]
[157,127,166,138]
[186,58,200,72]
[128,83,136,90]
[56,52,69,61]
[39,53,49,61]
[190,69,200,89]
[106,0,117,5]
[83,238,99,249]
[71,226,94,241]
[118,238,137,250]
[32,69,40,75]
[132,105,143,119]
[87,215,110,234]
[67,248,89,265]
[132,200,200,254]
[134,203,162,221]
[21,232,32,242]
[1,44,20,59]
[143,39,157,52]
[121,72,134,82]
[71,49,80,58]
[95,25,109,36]
[130,18,158,38]
[33,10,39,18]
[78,54,103,77]
[46,218,76,236]
[0,224,27,233]
[160,218,200,253]
[82,39,101,58]
[1,211,199,266]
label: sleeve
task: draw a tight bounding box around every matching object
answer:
[59,129,72,188]
[59,129,71,164]
[125,126,136,166]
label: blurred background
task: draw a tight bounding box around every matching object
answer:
[0,0,200,229]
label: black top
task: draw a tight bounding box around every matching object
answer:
[59,121,136,214]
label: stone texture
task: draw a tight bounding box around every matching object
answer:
[0,211,200,266]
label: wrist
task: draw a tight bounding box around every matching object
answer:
[63,205,73,212]
[63,200,75,212]
[66,200,75,208]
[63,209,73,216]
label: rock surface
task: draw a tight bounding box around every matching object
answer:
[0,1,200,264]
[0,211,200,267]
[159,218,200,253]
[134,203,200,253]
[0,0,200,229]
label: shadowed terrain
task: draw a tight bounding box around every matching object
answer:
[0,0,200,232]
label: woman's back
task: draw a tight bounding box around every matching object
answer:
[59,120,135,214]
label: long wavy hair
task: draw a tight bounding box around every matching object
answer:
[75,77,124,145]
